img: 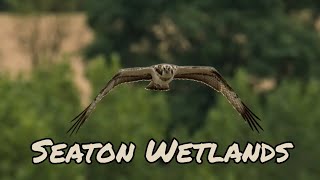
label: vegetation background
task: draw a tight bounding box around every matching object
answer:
[0,0,319,179]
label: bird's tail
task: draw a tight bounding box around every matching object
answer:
[145,82,170,91]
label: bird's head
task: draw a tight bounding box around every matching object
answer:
[154,64,176,78]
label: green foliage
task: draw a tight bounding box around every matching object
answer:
[0,63,84,179]
[192,69,320,179]
[3,0,83,12]
[0,57,319,179]
[83,2,320,178]
[85,0,320,79]
[0,58,187,179]
[0,0,9,10]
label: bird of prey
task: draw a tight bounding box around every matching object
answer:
[67,63,263,135]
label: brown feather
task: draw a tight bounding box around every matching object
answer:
[174,68,263,132]
[67,70,152,136]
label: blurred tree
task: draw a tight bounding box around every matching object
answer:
[4,0,84,12]
[1,60,318,179]
[0,63,84,179]
[85,0,320,79]
[0,0,9,10]
[191,69,320,180]
[0,57,216,179]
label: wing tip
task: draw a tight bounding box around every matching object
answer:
[241,102,264,133]
[67,104,92,136]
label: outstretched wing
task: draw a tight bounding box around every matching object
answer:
[67,67,153,136]
[174,66,263,132]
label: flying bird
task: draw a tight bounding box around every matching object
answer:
[67,64,263,135]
